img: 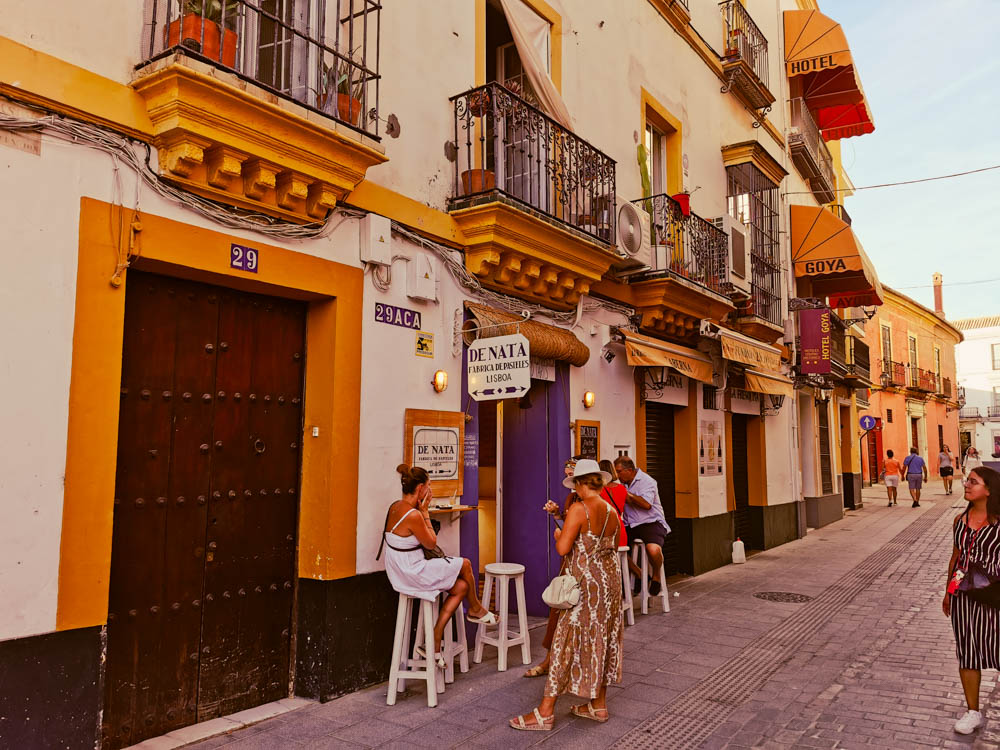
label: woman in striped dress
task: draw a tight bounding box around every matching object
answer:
[943,466,1000,735]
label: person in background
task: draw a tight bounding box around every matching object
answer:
[940,444,956,495]
[903,447,929,508]
[614,456,670,596]
[964,447,984,478]
[599,459,629,550]
[942,467,1000,735]
[883,449,901,507]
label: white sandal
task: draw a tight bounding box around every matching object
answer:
[509,707,554,731]
[468,610,498,625]
[414,645,446,669]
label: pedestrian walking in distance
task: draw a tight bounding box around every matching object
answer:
[903,447,929,507]
[940,444,956,495]
[963,447,984,479]
[883,449,901,506]
[510,460,623,731]
[943,466,1000,735]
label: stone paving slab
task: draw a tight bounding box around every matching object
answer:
[186,482,995,749]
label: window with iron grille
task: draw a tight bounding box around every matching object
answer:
[703,385,721,410]
[726,163,781,326]
[887,408,893,423]
[992,343,1000,370]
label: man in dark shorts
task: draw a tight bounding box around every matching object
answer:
[614,456,671,595]
[902,447,928,507]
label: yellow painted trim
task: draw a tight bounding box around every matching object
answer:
[725,412,735,512]
[347,180,466,247]
[721,141,789,186]
[747,416,768,506]
[640,87,684,196]
[57,198,362,630]
[646,0,692,34]
[674,381,699,517]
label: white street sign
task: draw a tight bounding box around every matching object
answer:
[467,333,531,401]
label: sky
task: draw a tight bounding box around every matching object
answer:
[820,0,999,321]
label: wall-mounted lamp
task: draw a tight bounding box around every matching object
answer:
[432,370,448,393]
[582,390,596,409]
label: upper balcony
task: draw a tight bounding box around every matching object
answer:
[788,98,835,203]
[845,336,871,386]
[133,0,387,223]
[937,376,953,400]
[882,359,907,388]
[960,407,982,420]
[447,82,618,310]
[907,365,937,393]
[990,406,1000,420]
[719,0,775,113]
[829,203,852,226]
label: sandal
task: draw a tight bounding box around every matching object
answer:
[571,701,609,723]
[468,610,498,625]
[523,663,549,678]
[509,707,554,731]
[414,645,446,670]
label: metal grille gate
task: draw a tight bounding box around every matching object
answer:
[644,403,677,574]
[731,414,752,545]
[103,272,305,748]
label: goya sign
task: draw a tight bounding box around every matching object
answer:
[467,333,530,401]
[799,307,831,374]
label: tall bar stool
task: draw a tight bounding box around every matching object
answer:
[386,593,444,707]
[618,545,635,626]
[631,540,670,615]
[473,562,531,672]
[414,595,469,684]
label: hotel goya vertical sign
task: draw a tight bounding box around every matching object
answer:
[799,308,831,374]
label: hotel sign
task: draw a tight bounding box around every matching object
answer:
[787,54,838,76]
[799,308,832,374]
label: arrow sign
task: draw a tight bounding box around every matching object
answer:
[859,415,877,431]
[467,333,531,402]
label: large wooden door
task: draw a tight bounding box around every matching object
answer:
[644,403,677,574]
[103,272,305,749]
[731,415,752,546]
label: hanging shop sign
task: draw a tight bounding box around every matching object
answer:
[467,332,531,401]
[403,409,465,498]
[575,420,600,461]
[799,308,832,374]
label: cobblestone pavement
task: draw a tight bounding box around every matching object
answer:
[184,483,1000,750]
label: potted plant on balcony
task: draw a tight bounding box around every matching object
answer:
[166,0,240,68]
[725,27,745,58]
[316,52,366,126]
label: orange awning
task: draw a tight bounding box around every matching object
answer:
[784,10,874,141]
[790,205,883,306]
[622,330,714,384]
[744,369,795,398]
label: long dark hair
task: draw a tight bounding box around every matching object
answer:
[396,463,429,495]
[968,467,1000,522]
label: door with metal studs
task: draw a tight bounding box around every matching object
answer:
[103,271,305,749]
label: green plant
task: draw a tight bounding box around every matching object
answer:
[637,143,656,245]
[183,0,240,29]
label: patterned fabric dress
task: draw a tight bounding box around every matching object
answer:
[951,512,1000,669]
[545,501,624,699]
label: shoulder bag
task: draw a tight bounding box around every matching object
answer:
[541,502,614,610]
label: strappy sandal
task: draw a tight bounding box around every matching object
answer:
[509,708,554,731]
[467,610,498,625]
[414,645,446,670]
[522,663,548,678]
[571,701,609,723]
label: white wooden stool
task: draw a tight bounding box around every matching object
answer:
[473,562,531,672]
[386,593,443,706]
[631,540,670,615]
[414,595,469,684]
[618,545,635,627]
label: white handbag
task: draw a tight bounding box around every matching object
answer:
[541,573,580,609]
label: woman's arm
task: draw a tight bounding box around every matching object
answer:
[943,516,961,616]
[406,487,438,549]
[555,503,586,556]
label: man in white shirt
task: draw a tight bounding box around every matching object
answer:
[614,456,671,596]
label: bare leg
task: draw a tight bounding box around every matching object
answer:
[434,578,467,646]
[646,543,664,582]
[455,557,488,617]
[960,668,982,711]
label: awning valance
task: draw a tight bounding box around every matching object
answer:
[621,330,714,384]
[719,328,782,372]
[744,369,795,398]
[783,9,874,141]
[463,303,590,366]
[790,205,884,306]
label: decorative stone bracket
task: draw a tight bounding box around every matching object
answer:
[132,55,387,224]
[630,276,735,342]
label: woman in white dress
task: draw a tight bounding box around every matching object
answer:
[382,464,496,666]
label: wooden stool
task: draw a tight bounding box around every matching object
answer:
[473,562,531,672]
[631,540,670,615]
[386,593,444,706]
[618,545,635,627]
[414,595,469,684]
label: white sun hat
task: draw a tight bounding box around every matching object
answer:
[563,458,613,488]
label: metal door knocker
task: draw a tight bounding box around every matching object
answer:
[254,439,266,455]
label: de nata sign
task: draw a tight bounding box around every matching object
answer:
[467,333,530,401]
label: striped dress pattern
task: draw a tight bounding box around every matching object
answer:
[951,513,1000,669]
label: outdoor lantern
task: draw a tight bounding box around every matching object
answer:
[582,390,596,408]
[432,370,448,393]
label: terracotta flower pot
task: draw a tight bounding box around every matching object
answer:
[672,192,691,216]
[461,169,496,195]
[467,90,491,117]
[166,15,237,68]
[337,94,363,126]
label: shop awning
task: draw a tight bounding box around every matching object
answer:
[744,369,795,398]
[463,303,590,366]
[621,330,714,384]
[784,9,874,141]
[790,205,884,306]
[719,328,782,372]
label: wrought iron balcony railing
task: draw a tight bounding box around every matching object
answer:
[938,376,953,399]
[846,337,871,383]
[141,0,382,138]
[830,203,852,226]
[960,407,982,419]
[449,83,616,244]
[831,317,848,378]
[990,406,1000,419]
[720,0,770,89]
[631,194,729,294]
[882,359,907,387]
[908,365,937,392]
[789,98,835,202]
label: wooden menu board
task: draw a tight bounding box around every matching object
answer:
[403,409,465,499]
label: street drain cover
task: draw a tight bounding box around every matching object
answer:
[753,591,814,603]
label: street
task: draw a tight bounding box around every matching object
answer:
[169,482,994,750]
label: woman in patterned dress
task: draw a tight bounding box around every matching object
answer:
[943,466,1000,735]
[510,460,624,731]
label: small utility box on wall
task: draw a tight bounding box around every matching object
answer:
[406,253,437,302]
[360,212,392,266]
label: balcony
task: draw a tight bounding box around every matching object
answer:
[907,365,937,393]
[959,407,982,420]
[719,0,775,112]
[829,203,852,226]
[990,406,1000,420]
[937,376,953,399]
[788,98,835,203]
[830,316,848,380]
[448,83,618,309]
[134,0,387,222]
[882,359,907,388]
[845,337,871,385]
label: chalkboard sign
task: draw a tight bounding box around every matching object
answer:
[575,420,600,461]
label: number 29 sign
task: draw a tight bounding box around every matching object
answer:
[230,243,259,273]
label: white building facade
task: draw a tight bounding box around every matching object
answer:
[956,316,1000,468]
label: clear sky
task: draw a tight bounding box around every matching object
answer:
[821,0,999,321]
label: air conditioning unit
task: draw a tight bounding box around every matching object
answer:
[611,196,652,275]
[711,214,752,297]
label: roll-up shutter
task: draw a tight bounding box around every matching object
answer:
[644,402,677,575]
[731,414,752,546]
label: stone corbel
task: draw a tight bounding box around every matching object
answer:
[243,160,279,201]
[161,138,208,178]
[513,259,542,291]
[495,253,523,285]
[276,172,310,212]
[306,183,338,220]
[532,266,559,296]
[205,146,246,189]
[466,249,502,279]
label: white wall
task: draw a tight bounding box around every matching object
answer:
[765,402,796,505]
[957,324,1000,411]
